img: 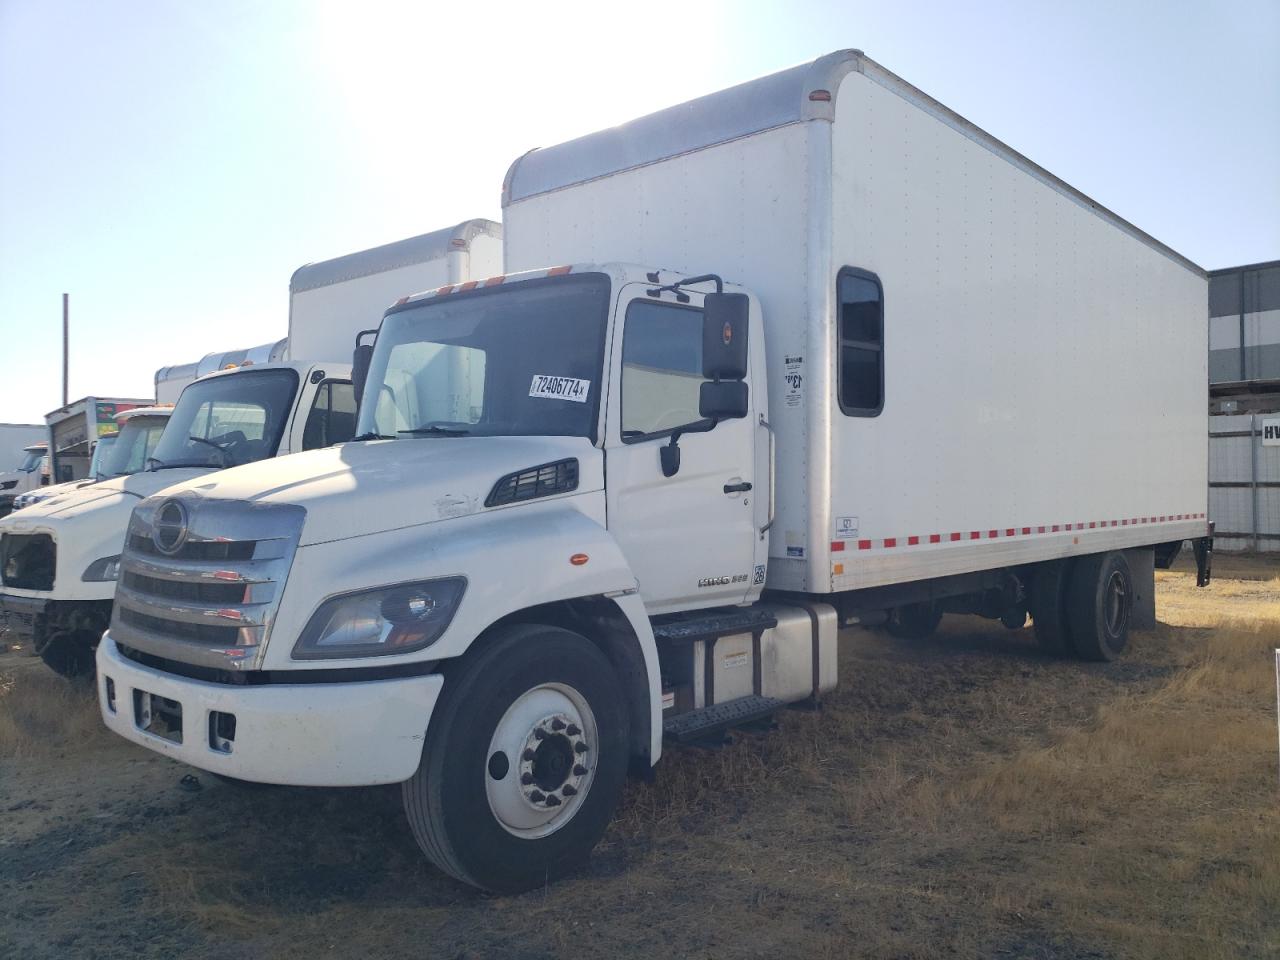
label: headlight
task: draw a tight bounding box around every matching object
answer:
[292,577,466,660]
[82,555,121,582]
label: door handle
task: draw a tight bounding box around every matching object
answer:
[723,481,753,494]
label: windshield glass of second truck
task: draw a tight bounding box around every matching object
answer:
[101,417,167,477]
[149,368,299,470]
[359,274,610,440]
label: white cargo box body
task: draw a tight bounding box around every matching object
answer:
[503,50,1208,595]
[289,220,502,363]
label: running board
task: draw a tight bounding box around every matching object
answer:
[663,694,787,742]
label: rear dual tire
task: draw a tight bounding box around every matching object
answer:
[1030,552,1133,661]
[402,624,629,893]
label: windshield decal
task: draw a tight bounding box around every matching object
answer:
[528,375,591,403]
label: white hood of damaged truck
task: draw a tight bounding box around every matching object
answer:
[2,468,212,522]
[160,437,602,546]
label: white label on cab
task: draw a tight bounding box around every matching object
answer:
[529,375,591,403]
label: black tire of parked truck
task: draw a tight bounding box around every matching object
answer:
[402,623,630,893]
[1028,560,1074,656]
[886,601,943,640]
[1066,551,1133,662]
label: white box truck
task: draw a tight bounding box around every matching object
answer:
[0,424,49,516]
[2,220,500,676]
[155,340,289,405]
[94,52,1209,893]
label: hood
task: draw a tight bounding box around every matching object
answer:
[157,436,602,546]
[0,467,212,523]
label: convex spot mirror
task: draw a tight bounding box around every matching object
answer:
[699,380,748,420]
[701,292,749,380]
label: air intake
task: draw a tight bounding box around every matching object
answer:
[486,459,579,508]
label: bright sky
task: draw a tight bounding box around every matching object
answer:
[1,0,1277,423]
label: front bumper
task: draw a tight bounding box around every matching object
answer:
[96,634,443,786]
[0,592,49,638]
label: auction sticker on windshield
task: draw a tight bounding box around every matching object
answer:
[529,375,591,403]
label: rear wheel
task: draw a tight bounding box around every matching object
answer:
[886,602,942,640]
[1028,561,1074,656]
[1066,552,1132,662]
[402,624,629,893]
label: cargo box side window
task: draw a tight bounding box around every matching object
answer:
[837,268,884,417]
[621,299,707,441]
[303,380,358,449]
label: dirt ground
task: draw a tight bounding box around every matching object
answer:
[2,553,1278,959]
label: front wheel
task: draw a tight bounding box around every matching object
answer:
[402,624,630,893]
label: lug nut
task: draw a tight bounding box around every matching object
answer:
[521,773,534,785]
[530,790,546,802]
[566,724,580,736]
[573,764,588,777]
[544,794,562,807]
[550,718,566,731]
[534,729,546,740]
[522,748,535,761]
[561,784,578,797]
[574,742,588,754]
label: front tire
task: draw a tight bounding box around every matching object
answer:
[1066,552,1133,662]
[36,629,97,678]
[403,624,630,893]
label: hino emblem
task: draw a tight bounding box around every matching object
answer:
[152,499,190,555]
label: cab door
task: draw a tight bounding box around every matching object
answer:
[604,285,761,614]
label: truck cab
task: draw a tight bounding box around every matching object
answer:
[0,361,354,675]
[0,443,49,517]
[94,264,834,892]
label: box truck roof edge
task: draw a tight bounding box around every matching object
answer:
[503,49,1203,280]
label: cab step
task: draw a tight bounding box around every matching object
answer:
[663,694,787,742]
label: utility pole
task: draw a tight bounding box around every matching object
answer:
[62,293,69,407]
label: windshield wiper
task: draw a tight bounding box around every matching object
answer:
[399,424,470,437]
[188,435,232,467]
[352,432,395,441]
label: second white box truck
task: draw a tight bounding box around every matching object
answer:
[95,52,1209,892]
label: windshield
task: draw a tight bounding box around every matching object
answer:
[102,417,168,476]
[358,274,610,441]
[89,435,117,479]
[150,368,299,469]
[17,449,43,472]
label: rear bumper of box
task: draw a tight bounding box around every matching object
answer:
[96,634,443,786]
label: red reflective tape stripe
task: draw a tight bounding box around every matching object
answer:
[1052,525,1060,532]
[884,538,897,548]
[858,540,872,550]
[950,533,962,542]
[908,535,920,546]
[830,541,845,552]
[930,534,941,543]
[1006,528,1015,537]
[970,531,980,540]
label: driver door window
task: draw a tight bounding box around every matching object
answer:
[621,300,707,440]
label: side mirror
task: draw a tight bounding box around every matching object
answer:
[351,328,378,412]
[699,380,749,420]
[702,292,749,380]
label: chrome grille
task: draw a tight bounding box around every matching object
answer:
[110,496,305,671]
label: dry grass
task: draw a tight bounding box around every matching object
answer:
[2,556,1279,959]
[0,656,104,760]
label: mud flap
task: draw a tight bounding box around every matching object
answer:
[1193,524,1214,588]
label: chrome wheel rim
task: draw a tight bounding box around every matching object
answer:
[485,682,597,839]
[1104,570,1130,637]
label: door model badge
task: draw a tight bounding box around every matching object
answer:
[698,573,750,588]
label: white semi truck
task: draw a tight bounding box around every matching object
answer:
[0,424,49,517]
[1,220,501,676]
[94,52,1209,893]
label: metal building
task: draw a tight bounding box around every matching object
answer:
[1207,260,1280,550]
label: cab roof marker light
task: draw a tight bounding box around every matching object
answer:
[808,89,832,101]
[394,296,410,306]
[458,280,479,291]
[436,284,454,296]
[485,275,506,286]
[547,265,573,276]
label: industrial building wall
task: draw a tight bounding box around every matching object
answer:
[1209,413,1280,551]
[1208,261,1280,385]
